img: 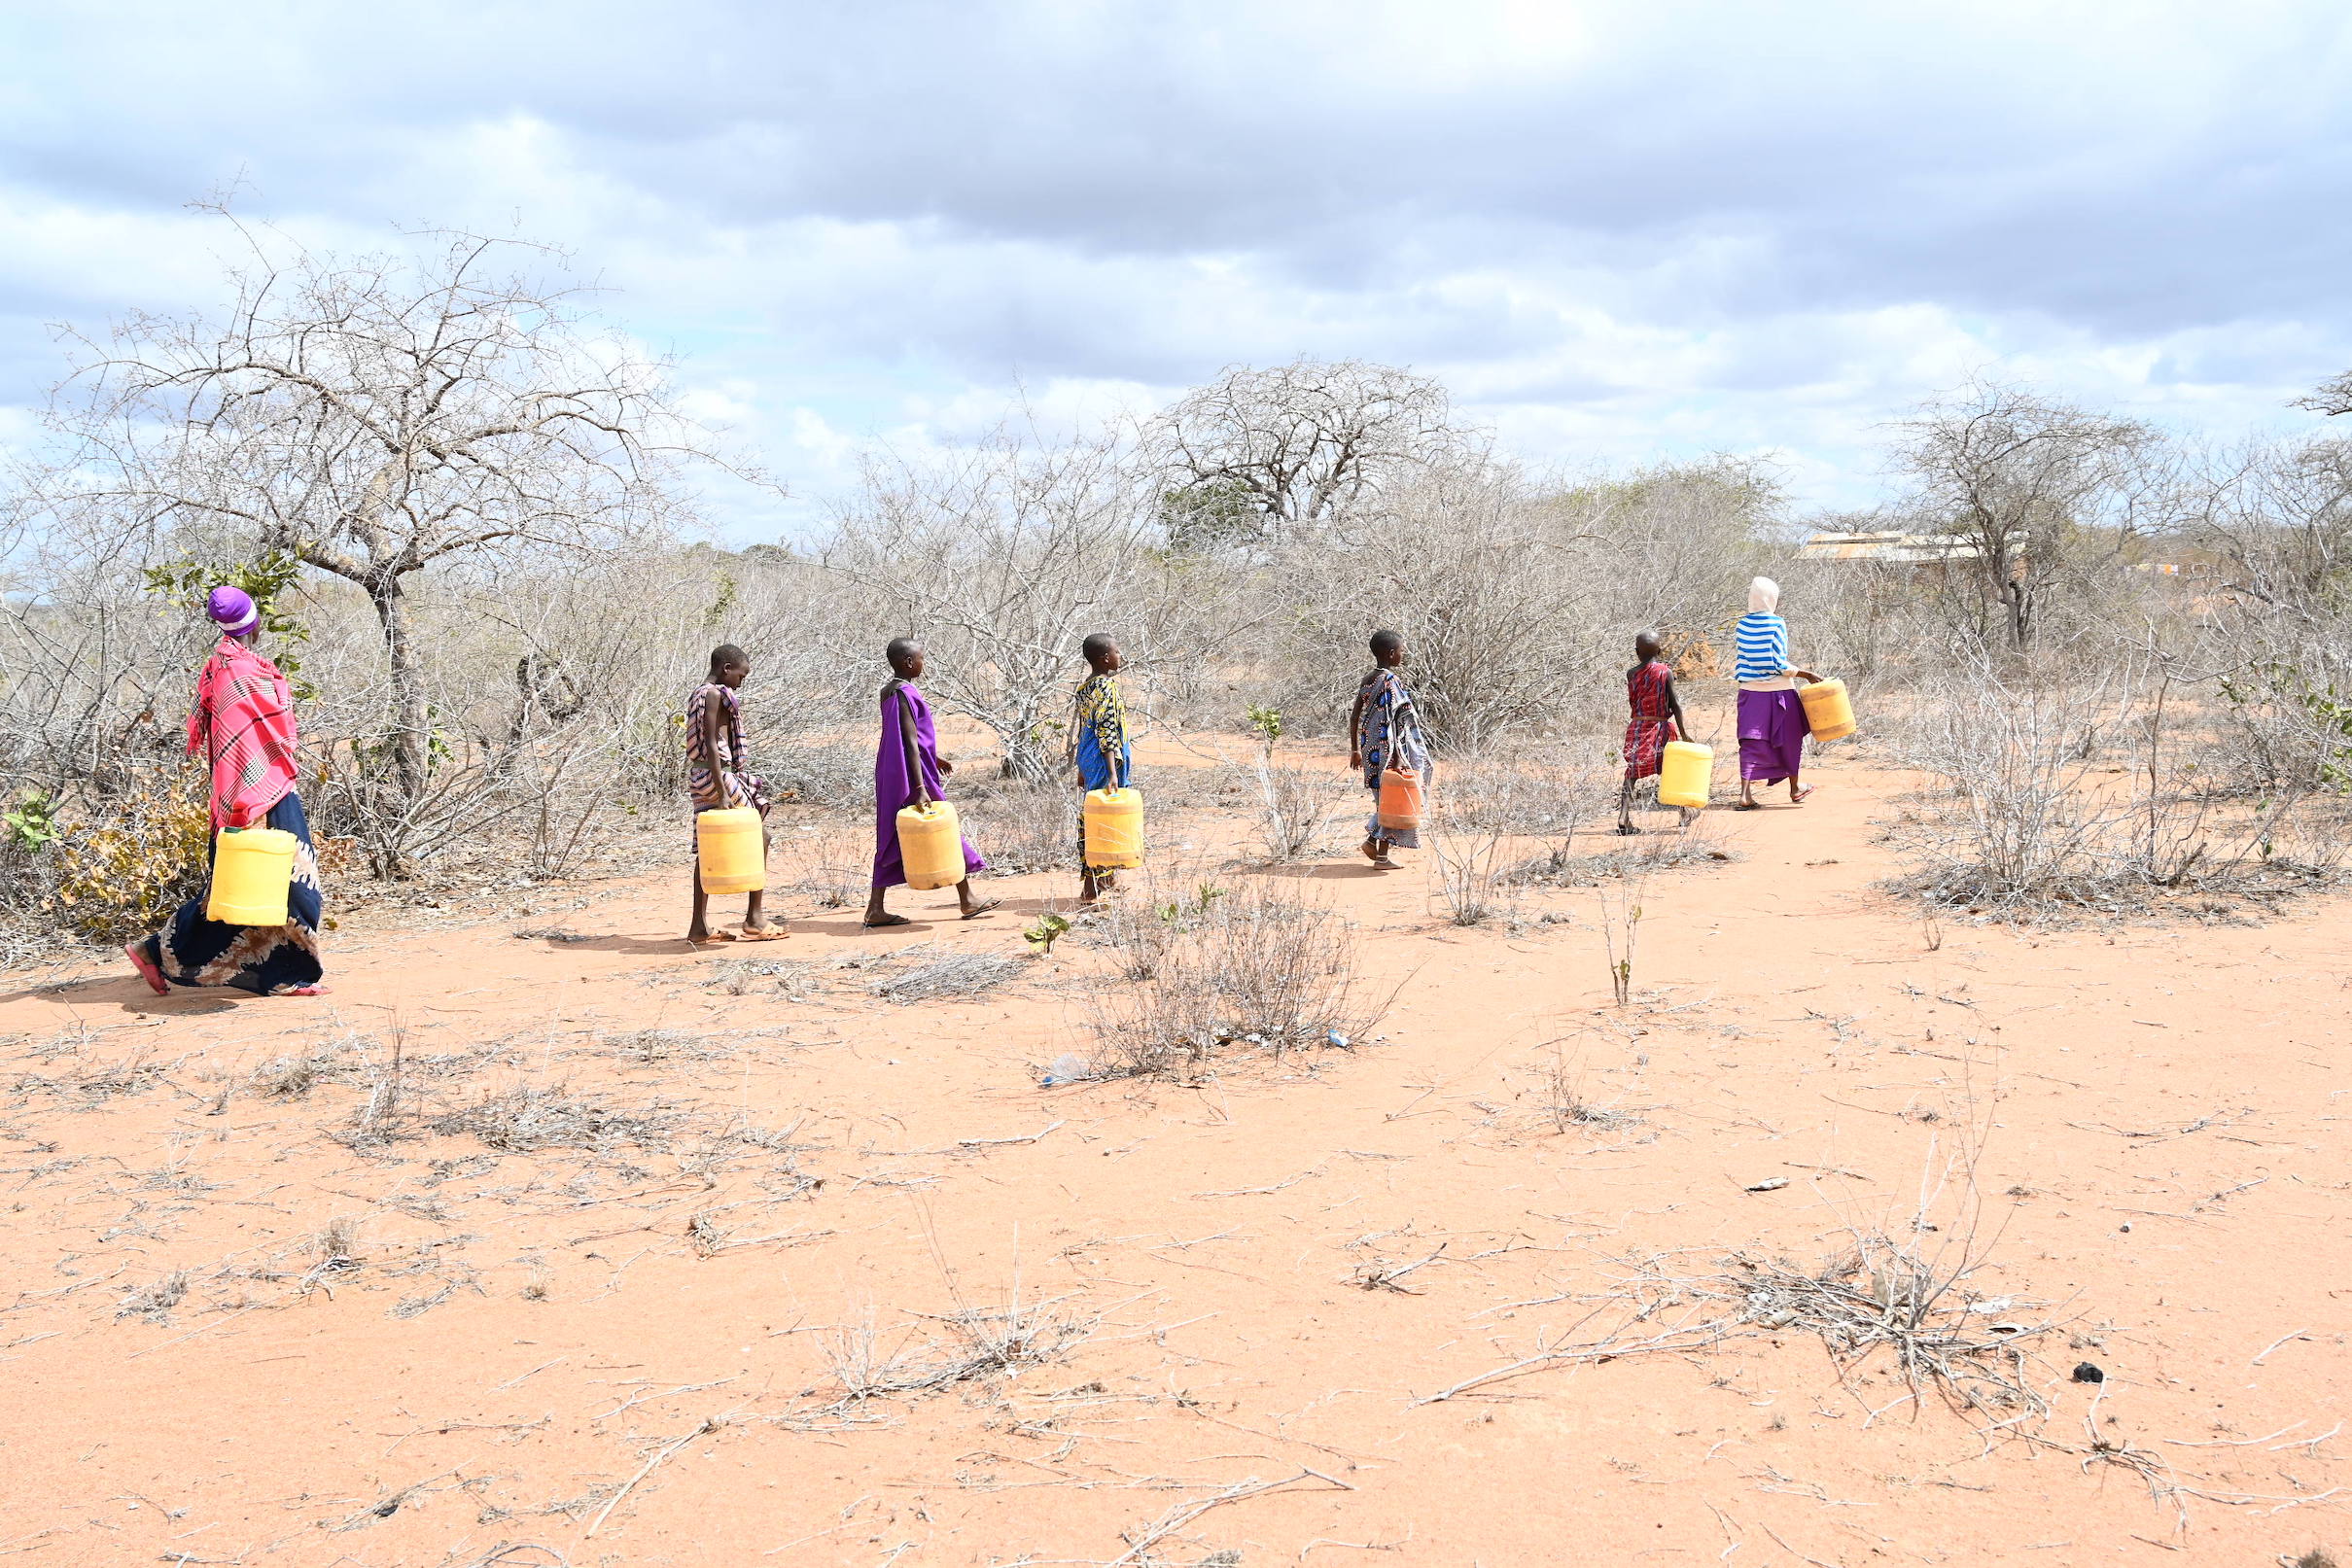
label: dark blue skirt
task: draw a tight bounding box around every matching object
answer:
[143,792,325,994]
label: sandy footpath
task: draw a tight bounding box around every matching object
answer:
[0,745,2345,1566]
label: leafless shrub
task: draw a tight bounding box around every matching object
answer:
[822,425,1224,783]
[962,779,1074,874]
[1251,757,1346,862]
[1428,827,1513,926]
[1081,883,1380,1079]
[1441,755,1596,837]
[776,823,869,910]
[427,1083,692,1154]
[1080,872,1221,981]
[764,739,873,812]
[339,1030,412,1149]
[1596,878,1645,1007]
[1891,663,2344,919]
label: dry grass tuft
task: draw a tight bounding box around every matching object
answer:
[820,1292,1097,1405]
[247,1036,365,1098]
[600,1028,724,1063]
[427,1083,693,1154]
[116,1270,190,1323]
[1721,1237,2053,1417]
[1512,823,1737,888]
[868,951,1027,1004]
[1537,1049,1642,1134]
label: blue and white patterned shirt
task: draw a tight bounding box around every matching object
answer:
[1734,612,1790,682]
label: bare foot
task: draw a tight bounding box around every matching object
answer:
[123,941,167,996]
[1370,854,1399,870]
[1360,838,1382,863]
[1614,822,1640,836]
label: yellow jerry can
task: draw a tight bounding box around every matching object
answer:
[1082,786,1144,869]
[1799,678,1856,742]
[896,800,966,890]
[696,806,766,894]
[205,827,297,926]
[1657,741,1713,810]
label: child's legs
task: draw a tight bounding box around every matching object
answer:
[744,819,771,926]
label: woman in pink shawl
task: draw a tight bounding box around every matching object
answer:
[862,639,996,928]
[124,586,327,996]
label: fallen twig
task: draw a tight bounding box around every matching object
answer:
[585,1415,721,1537]
[957,1120,1065,1150]
[1107,1469,1352,1566]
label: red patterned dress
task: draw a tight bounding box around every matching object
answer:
[1622,659,1679,781]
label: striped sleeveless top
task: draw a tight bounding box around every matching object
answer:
[1733,613,1789,681]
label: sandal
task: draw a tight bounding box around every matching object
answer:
[123,941,168,996]
[862,913,913,929]
[735,925,789,942]
[960,900,1001,921]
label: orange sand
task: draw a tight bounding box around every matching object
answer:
[1,744,2345,1565]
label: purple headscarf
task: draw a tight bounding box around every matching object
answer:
[206,586,260,638]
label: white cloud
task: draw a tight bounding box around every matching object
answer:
[3,0,2349,538]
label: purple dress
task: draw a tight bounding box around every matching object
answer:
[871,680,986,889]
[1737,688,1810,784]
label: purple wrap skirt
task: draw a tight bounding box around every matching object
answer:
[1737,688,1809,784]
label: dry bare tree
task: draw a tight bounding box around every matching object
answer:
[1891,383,2156,650]
[1146,357,1477,544]
[821,427,1229,782]
[2181,435,2352,613]
[2294,365,2352,419]
[44,213,723,851]
[1270,455,1780,749]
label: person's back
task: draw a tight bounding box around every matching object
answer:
[1734,611,1789,685]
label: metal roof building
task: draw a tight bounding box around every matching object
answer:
[1796,531,1995,564]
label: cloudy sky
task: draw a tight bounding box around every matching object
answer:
[5,0,2350,537]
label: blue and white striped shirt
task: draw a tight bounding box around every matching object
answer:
[1734,613,1790,681]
